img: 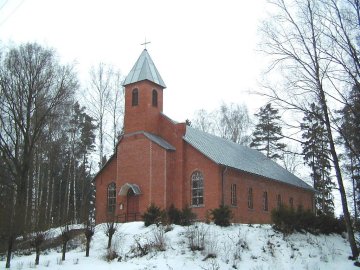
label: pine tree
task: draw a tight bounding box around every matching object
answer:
[340,86,360,220]
[78,107,97,224]
[66,102,96,223]
[301,103,335,215]
[250,103,286,160]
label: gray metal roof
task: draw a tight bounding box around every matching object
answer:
[183,126,314,191]
[125,131,175,151]
[123,49,166,88]
[143,132,175,151]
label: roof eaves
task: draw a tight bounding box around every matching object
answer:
[219,163,315,193]
[125,131,175,151]
[92,152,117,182]
[143,132,176,151]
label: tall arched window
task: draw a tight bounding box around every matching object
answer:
[132,88,138,106]
[191,171,204,206]
[231,184,237,206]
[248,187,253,209]
[152,89,158,107]
[289,197,294,209]
[263,191,268,211]
[107,182,116,213]
[277,194,282,209]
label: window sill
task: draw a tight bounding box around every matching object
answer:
[190,205,205,208]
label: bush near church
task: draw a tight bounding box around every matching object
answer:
[211,205,233,227]
[167,204,182,225]
[143,204,166,227]
[143,204,197,227]
[180,205,197,226]
[271,205,346,235]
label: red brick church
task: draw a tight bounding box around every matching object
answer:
[94,49,315,224]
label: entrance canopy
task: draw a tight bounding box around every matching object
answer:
[119,183,141,196]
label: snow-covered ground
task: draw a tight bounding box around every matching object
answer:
[0,222,357,270]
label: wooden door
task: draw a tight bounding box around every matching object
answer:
[127,189,139,221]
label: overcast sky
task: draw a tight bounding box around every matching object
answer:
[0,0,269,121]
[1,0,349,216]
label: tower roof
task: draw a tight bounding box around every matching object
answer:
[123,49,166,88]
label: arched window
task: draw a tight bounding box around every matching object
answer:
[277,194,282,209]
[132,88,138,106]
[231,184,237,206]
[263,191,268,211]
[152,89,158,107]
[107,182,116,213]
[289,197,294,209]
[191,171,204,206]
[248,187,253,209]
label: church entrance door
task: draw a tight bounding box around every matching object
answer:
[127,189,139,221]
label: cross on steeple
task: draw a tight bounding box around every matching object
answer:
[141,37,151,49]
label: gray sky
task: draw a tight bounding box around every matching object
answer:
[0,0,268,121]
[1,0,349,216]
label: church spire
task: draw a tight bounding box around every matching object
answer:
[123,49,166,88]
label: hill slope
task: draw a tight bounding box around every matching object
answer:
[0,222,357,270]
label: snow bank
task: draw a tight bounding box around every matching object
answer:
[0,222,357,270]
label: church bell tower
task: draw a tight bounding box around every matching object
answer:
[122,49,166,135]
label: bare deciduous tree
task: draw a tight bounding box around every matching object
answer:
[104,217,118,249]
[107,70,124,150]
[32,231,48,265]
[216,103,252,145]
[84,223,95,257]
[60,224,71,261]
[0,42,78,268]
[192,103,252,145]
[87,63,124,168]
[192,109,215,133]
[87,63,112,169]
[259,0,359,257]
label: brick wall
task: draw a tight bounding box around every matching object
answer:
[182,145,314,224]
[94,155,118,224]
[222,168,314,224]
[123,80,164,135]
[116,134,171,218]
[184,143,222,220]
[159,114,187,210]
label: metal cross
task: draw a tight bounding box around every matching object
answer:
[141,37,151,49]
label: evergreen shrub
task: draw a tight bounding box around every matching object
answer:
[142,204,166,227]
[211,205,233,227]
[167,204,182,225]
[180,205,197,226]
[143,204,197,227]
[271,205,345,235]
